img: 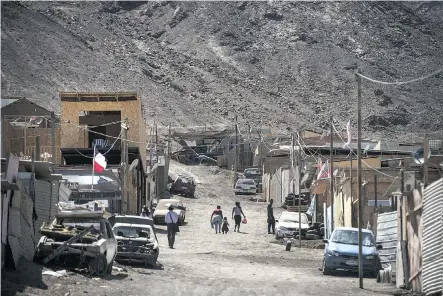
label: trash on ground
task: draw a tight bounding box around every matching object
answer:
[42,270,67,277]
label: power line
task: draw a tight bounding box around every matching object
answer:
[73,130,122,159]
[331,121,398,179]
[356,67,443,85]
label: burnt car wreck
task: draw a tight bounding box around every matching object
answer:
[110,215,159,266]
[35,203,117,276]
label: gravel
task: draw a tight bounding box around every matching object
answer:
[3,161,403,296]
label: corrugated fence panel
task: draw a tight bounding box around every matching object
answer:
[376,211,398,284]
[34,180,53,241]
[422,178,443,295]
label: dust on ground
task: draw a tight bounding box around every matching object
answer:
[3,162,403,296]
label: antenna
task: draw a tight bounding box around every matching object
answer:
[413,147,431,165]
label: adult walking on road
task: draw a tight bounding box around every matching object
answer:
[267,199,275,234]
[232,202,246,233]
[211,205,223,234]
[165,206,179,248]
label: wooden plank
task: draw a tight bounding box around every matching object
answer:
[42,225,94,264]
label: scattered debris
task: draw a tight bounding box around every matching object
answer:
[112,266,124,272]
[42,270,67,277]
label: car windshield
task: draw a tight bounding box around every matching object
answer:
[331,229,375,247]
[157,199,180,208]
[245,169,261,175]
[240,180,255,185]
[60,220,103,233]
[113,226,150,239]
[280,213,308,224]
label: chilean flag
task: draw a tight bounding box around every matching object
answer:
[93,149,107,173]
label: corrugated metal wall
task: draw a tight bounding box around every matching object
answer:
[34,180,58,241]
[8,174,36,267]
[376,211,398,283]
[422,178,443,295]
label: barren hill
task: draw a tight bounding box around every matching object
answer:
[2,1,443,140]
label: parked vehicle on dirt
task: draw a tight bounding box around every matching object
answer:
[152,199,186,225]
[112,218,159,266]
[170,175,196,197]
[284,193,309,206]
[322,227,382,277]
[35,203,117,276]
[243,168,262,193]
[234,178,257,195]
[275,211,310,239]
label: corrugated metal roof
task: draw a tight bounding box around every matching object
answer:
[422,178,443,295]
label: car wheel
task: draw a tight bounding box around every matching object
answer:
[275,233,280,240]
[106,260,113,274]
[322,258,332,275]
[89,254,108,276]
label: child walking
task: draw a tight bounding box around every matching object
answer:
[222,217,230,234]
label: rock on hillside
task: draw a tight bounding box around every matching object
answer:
[1,1,442,140]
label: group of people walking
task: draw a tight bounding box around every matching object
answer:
[210,202,246,234]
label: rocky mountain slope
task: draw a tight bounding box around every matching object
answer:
[2,1,442,140]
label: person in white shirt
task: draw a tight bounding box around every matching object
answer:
[165,206,179,248]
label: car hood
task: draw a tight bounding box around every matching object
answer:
[278,221,310,229]
[153,209,183,217]
[328,242,377,256]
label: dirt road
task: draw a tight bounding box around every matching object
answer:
[3,162,399,296]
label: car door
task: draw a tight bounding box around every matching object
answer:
[105,221,117,263]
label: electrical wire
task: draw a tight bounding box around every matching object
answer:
[356,67,443,85]
[73,130,123,159]
[331,121,399,179]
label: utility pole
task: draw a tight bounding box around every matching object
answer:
[51,112,56,164]
[297,134,302,248]
[423,134,429,187]
[167,124,171,157]
[155,122,159,201]
[234,115,239,187]
[35,136,40,161]
[374,175,377,213]
[350,152,354,226]
[121,119,128,215]
[356,70,364,289]
[400,168,405,241]
[330,116,334,232]
[291,133,295,204]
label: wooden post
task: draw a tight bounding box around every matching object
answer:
[35,136,40,161]
[356,70,363,288]
[51,112,56,164]
[330,116,334,232]
[423,134,429,187]
[374,175,377,213]
[297,137,302,248]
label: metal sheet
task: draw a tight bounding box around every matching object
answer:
[34,180,55,241]
[422,178,443,295]
[376,211,398,283]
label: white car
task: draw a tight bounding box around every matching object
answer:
[152,199,186,225]
[36,210,117,275]
[275,211,310,239]
[234,178,257,195]
[113,222,159,266]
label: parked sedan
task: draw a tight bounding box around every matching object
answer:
[275,211,310,239]
[234,178,257,195]
[152,199,186,225]
[322,227,382,277]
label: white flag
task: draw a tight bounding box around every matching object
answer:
[343,119,351,148]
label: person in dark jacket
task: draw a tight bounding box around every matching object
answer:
[221,217,230,234]
[267,199,275,234]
